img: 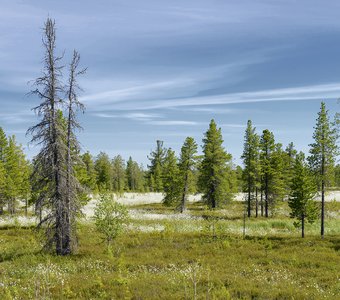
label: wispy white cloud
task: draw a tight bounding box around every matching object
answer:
[146,120,199,126]
[0,111,34,124]
[109,82,340,111]
[220,123,246,129]
[92,112,162,121]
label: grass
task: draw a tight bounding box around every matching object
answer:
[0,200,340,299]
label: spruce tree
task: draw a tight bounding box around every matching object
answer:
[259,129,275,217]
[27,18,70,255]
[126,157,145,192]
[270,143,286,205]
[308,102,338,238]
[4,136,22,214]
[0,127,7,214]
[95,152,112,191]
[283,142,297,197]
[0,160,5,214]
[199,119,233,209]
[178,137,198,213]
[162,149,181,206]
[0,127,7,161]
[76,151,97,192]
[111,155,126,193]
[289,152,318,238]
[241,120,260,217]
[18,147,31,216]
[147,140,166,192]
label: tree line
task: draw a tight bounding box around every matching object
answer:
[1,100,339,240]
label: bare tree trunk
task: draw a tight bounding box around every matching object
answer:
[301,213,305,238]
[255,187,258,218]
[180,173,189,213]
[260,189,263,217]
[247,180,251,217]
[25,197,28,217]
[265,174,269,218]
[321,178,325,238]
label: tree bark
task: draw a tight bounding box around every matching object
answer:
[260,189,263,217]
[255,187,258,218]
[301,213,305,238]
[180,172,189,213]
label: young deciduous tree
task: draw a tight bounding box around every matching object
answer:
[94,193,129,250]
[308,102,338,238]
[179,137,198,213]
[162,148,181,206]
[199,119,233,209]
[288,152,318,238]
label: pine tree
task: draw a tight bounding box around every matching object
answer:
[0,127,7,161]
[126,157,145,192]
[199,119,233,209]
[308,102,338,238]
[0,160,5,214]
[283,142,297,196]
[18,147,31,216]
[241,120,260,217]
[111,155,126,193]
[4,136,22,214]
[259,129,275,217]
[289,152,318,238]
[147,140,167,192]
[95,152,112,191]
[76,151,97,192]
[0,127,7,214]
[270,143,286,205]
[162,149,181,206]
[178,137,198,213]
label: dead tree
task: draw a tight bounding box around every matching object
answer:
[65,50,86,252]
[27,18,70,255]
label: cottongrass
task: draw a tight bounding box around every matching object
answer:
[0,216,37,227]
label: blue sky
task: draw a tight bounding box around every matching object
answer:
[1,0,340,166]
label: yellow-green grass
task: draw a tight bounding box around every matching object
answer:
[0,200,340,299]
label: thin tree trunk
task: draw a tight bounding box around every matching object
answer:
[181,173,189,213]
[265,174,269,218]
[301,213,305,238]
[247,178,251,217]
[260,189,263,216]
[255,187,258,218]
[25,197,28,217]
[321,150,325,239]
[321,179,325,238]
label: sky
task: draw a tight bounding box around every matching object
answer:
[1,0,340,167]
